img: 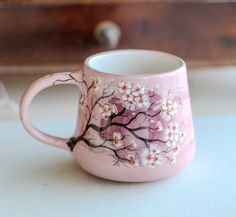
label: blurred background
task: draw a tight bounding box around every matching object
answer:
[0,0,236,120]
[0,1,236,216]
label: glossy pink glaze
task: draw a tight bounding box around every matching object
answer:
[20,50,196,182]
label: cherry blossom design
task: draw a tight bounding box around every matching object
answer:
[54,73,185,168]
[165,146,179,164]
[118,80,150,110]
[161,98,177,121]
[112,132,123,148]
[123,100,136,110]
[134,95,150,108]
[132,83,145,96]
[141,144,163,168]
[91,78,100,91]
[163,122,184,147]
[118,81,132,94]
[129,140,138,149]
[121,93,134,102]
[99,103,118,119]
[125,153,139,167]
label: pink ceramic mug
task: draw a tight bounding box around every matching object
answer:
[20,49,196,182]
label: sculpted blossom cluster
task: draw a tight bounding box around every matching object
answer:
[111,132,139,167]
[58,72,188,169]
[118,81,150,110]
[112,132,123,148]
[161,98,177,121]
[99,102,118,119]
[141,121,184,168]
[163,122,184,148]
[94,78,185,167]
[141,144,163,168]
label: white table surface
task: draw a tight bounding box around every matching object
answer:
[1,116,236,217]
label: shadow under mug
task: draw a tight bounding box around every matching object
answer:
[20,49,196,182]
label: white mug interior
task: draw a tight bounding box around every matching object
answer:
[86,49,185,75]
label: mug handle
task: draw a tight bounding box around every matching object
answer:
[20,71,83,150]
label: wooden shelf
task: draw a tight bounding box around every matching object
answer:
[0,0,234,4]
[0,2,236,74]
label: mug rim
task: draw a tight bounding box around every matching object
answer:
[84,49,186,78]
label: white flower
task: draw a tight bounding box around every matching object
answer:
[112,132,123,148]
[118,81,150,111]
[100,103,118,119]
[162,98,171,111]
[124,100,136,110]
[161,111,171,122]
[154,121,163,132]
[149,119,155,123]
[168,122,181,140]
[141,144,163,168]
[163,122,184,147]
[141,149,153,167]
[118,81,132,94]
[161,98,177,121]
[111,105,118,114]
[168,101,177,115]
[142,95,150,108]
[168,122,179,131]
[122,93,133,102]
[166,140,177,148]
[163,128,175,142]
[149,144,161,157]
[132,83,145,96]
[134,96,142,108]
[129,140,137,149]
[126,153,139,167]
[134,95,150,108]
[91,78,100,91]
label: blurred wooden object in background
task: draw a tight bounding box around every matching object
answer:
[0,1,236,74]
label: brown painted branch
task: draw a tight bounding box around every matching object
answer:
[148,91,157,98]
[110,107,126,119]
[130,126,161,131]
[82,138,128,162]
[53,78,74,86]
[87,123,111,132]
[79,72,89,90]
[52,72,88,89]
[88,138,113,147]
[92,90,115,112]
[111,123,165,146]
[69,85,163,153]
[87,84,93,94]
[122,103,158,126]
[86,107,125,133]
[86,108,163,147]
[85,90,115,133]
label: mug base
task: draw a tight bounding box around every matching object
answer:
[72,142,196,182]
